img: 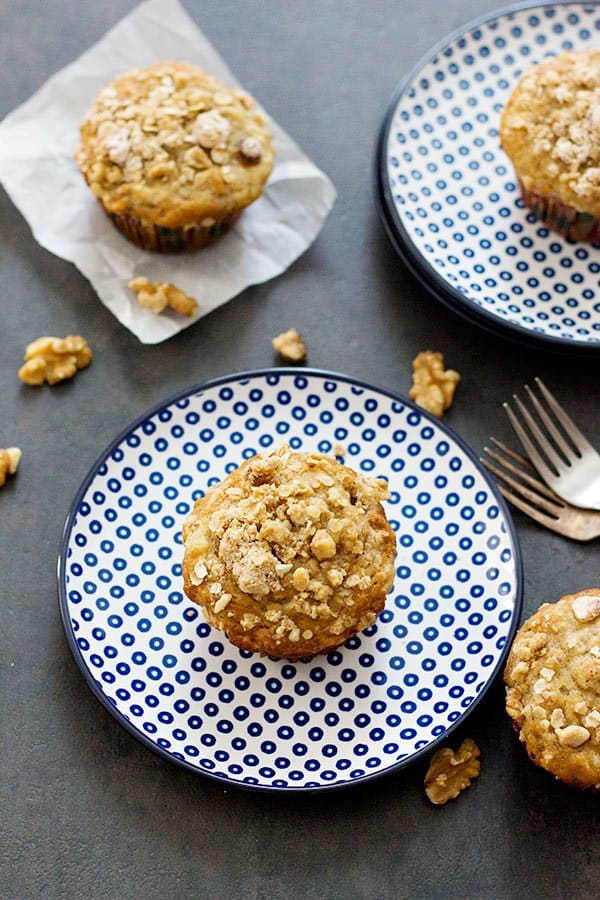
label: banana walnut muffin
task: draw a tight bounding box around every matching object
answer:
[505,588,600,789]
[75,61,274,251]
[182,445,397,661]
[500,50,600,241]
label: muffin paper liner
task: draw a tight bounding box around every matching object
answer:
[106,208,240,253]
[519,179,600,243]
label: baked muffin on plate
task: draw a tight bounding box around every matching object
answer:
[182,445,397,661]
[75,61,274,251]
[505,588,600,789]
[500,50,600,242]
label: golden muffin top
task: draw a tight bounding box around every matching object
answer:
[182,444,397,661]
[505,588,600,789]
[500,50,600,214]
[75,61,275,228]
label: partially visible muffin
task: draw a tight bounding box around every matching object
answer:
[505,588,600,789]
[75,61,274,251]
[182,445,397,661]
[500,50,600,242]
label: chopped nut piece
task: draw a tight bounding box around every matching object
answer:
[272,328,307,363]
[556,724,591,748]
[0,447,21,488]
[192,109,231,148]
[213,593,231,613]
[572,594,600,623]
[409,350,460,418]
[19,336,92,386]
[333,443,347,458]
[129,277,198,317]
[239,136,263,162]
[191,561,208,585]
[424,738,481,805]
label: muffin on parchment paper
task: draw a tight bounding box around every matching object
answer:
[505,588,600,789]
[75,61,274,251]
[182,445,397,661]
[500,50,600,242]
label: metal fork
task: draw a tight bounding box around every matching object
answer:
[481,439,600,541]
[503,377,600,511]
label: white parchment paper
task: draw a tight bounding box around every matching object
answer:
[0,0,336,343]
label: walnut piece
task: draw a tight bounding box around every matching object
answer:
[129,278,198,317]
[409,350,460,418]
[424,738,481,805]
[0,447,21,488]
[272,328,307,362]
[572,594,600,623]
[239,136,263,162]
[18,336,92,386]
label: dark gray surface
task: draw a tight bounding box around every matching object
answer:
[1,1,599,898]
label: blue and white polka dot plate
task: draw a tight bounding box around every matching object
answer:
[377,1,600,354]
[58,370,523,792]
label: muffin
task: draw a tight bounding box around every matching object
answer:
[500,50,600,242]
[182,445,397,661]
[75,61,274,251]
[505,589,600,789]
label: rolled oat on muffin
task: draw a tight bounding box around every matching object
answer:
[500,50,600,242]
[182,444,397,661]
[505,588,600,789]
[75,61,275,252]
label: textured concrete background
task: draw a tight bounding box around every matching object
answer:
[1,1,598,897]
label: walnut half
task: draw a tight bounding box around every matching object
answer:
[18,336,92,386]
[409,350,460,418]
[424,738,481,805]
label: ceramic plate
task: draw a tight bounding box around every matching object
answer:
[58,370,523,792]
[377,1,600,354]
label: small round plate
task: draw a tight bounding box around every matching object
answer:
[58,369,523,792]
[377,1,600,354]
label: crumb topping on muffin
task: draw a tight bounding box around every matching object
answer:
[182,445,397,660]
[75,61,274,228]
[500,50,600,212]
[505,588,600,789]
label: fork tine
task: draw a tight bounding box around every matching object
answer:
[483,445,562,502]
[491,482,570,536]
[480,455,562,517]
[489,437,534,470]
[525,383,577,463]
[504,400,561,482]
[535,377,595,456]
[513,393,569,474]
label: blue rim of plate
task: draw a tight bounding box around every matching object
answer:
[57,368,524,793]
[375,0,600,357]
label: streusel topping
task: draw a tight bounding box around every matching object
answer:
[75,62,274,228]
[505,588,600,789]
[182,444,397,659]
[500,51,600,212]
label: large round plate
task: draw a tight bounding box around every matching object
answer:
[377,1,600,354]
[58,369,523,792]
